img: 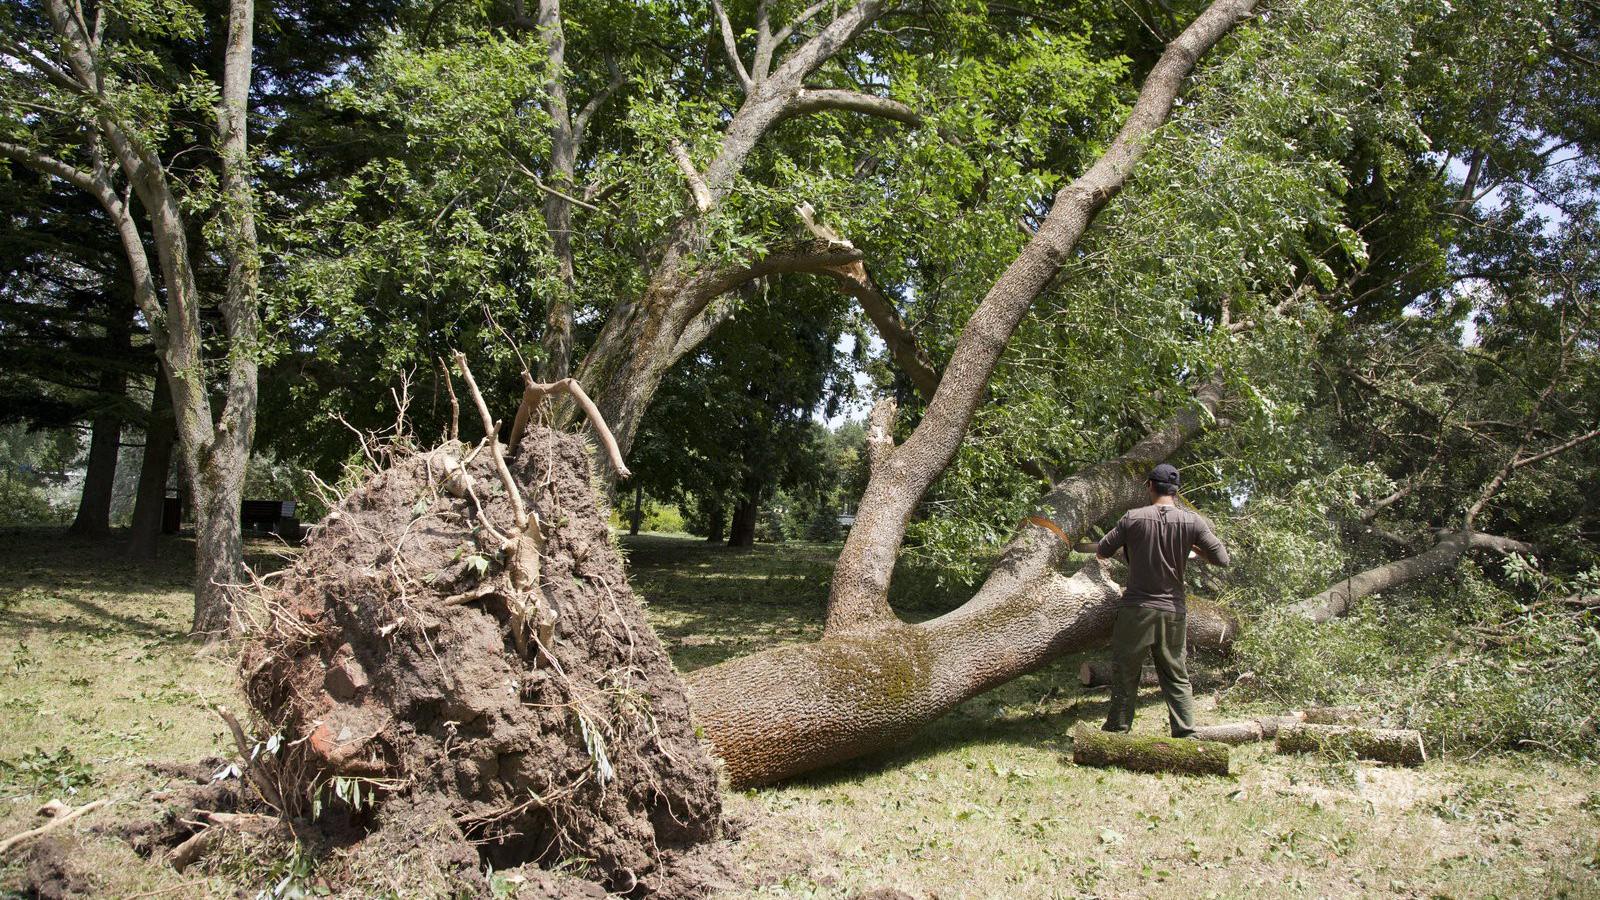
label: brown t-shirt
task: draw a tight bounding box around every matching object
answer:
[1097,503,1229,613]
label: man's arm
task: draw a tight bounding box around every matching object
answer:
[1192,519,1230,567]
[1089,518,1128,560]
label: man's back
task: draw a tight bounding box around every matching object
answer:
[1098,504,1228,612]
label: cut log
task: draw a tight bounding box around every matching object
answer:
[1275,723,1426,767]
[1190,714,1303,745]
[1070,723,1230,776]
[1185,598,1241,652]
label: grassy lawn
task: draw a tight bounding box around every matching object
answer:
[1,528,1597,898]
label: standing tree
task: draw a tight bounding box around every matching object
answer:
[1,0,262,634]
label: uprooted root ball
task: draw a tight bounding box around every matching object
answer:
[240,426,723,896]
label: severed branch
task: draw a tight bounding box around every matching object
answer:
[0,799,112,857]
[795,202,942,400]
[214,704,285,812]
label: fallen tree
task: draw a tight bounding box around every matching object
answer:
[687,0,1259,787]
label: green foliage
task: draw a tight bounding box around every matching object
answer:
[0,746,97,798]
[1232,560,1600,759]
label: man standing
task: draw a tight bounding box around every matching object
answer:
[1078,464,1229,737]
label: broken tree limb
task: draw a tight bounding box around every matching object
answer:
[1292,529,1532,623]
[1071,723,1230,776]
[1190,714,1304,745]
[0,798,111,857]
[1275,723,1427,767]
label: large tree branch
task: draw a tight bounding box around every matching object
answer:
[824,0,1257,633]
[780,87,922,125]
[1292,529,1533,624]
[793,202,941,399]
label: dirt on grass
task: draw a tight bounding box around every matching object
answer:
[238,427,725,897]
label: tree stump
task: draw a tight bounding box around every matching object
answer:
[1070,724,1230,776]
[1275,723,1427,766]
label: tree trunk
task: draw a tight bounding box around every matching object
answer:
[727,495,757,548]
[188,443,249,637]
[629,483,644,536]
[1292,529,1531,623]
[1079,660,1159,688]
[69,393,122,537]
[1071,724,1230,776]
[127,375,176,560]
[1275,723,1427,767]
[704,504,727,543]
[689,385,1227,786]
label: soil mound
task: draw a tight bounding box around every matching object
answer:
[241,426,723,896]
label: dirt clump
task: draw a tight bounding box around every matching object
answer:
[240,426,723,896]
[14,837,93,899]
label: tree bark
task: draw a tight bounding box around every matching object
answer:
[704,503,727,543]
[728,496,758,548]
[127,374,176,560]
[686,0,1256,786]
[1292,529,1532,623]
[629,483,644,535]
[1275,723,1427,767]
[69,387,122,537]
[1071,724,1231,776]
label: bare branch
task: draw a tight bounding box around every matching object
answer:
[572,57,625,138]
[508,373,632,479]
[667,139,713,212]
[453,352,529,532]
[782,87,922,126]
[1512,425,1600,470]
[0,140,104,196]
[711,0,753,92]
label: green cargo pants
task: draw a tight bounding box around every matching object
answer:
[1101,606,1196,738]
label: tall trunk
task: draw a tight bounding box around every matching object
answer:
[128,373,176,560]
[727,495,758,548]
[629,483,644,535]
[70,300,133,537]
[704,503,727,543]
[188,443,249,636]
[69,393,122,536]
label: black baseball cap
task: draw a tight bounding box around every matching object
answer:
[1148,464,1180,488]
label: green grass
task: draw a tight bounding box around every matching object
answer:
[1,529,1597,898]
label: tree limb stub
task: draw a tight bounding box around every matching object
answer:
[0,799,112,857]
